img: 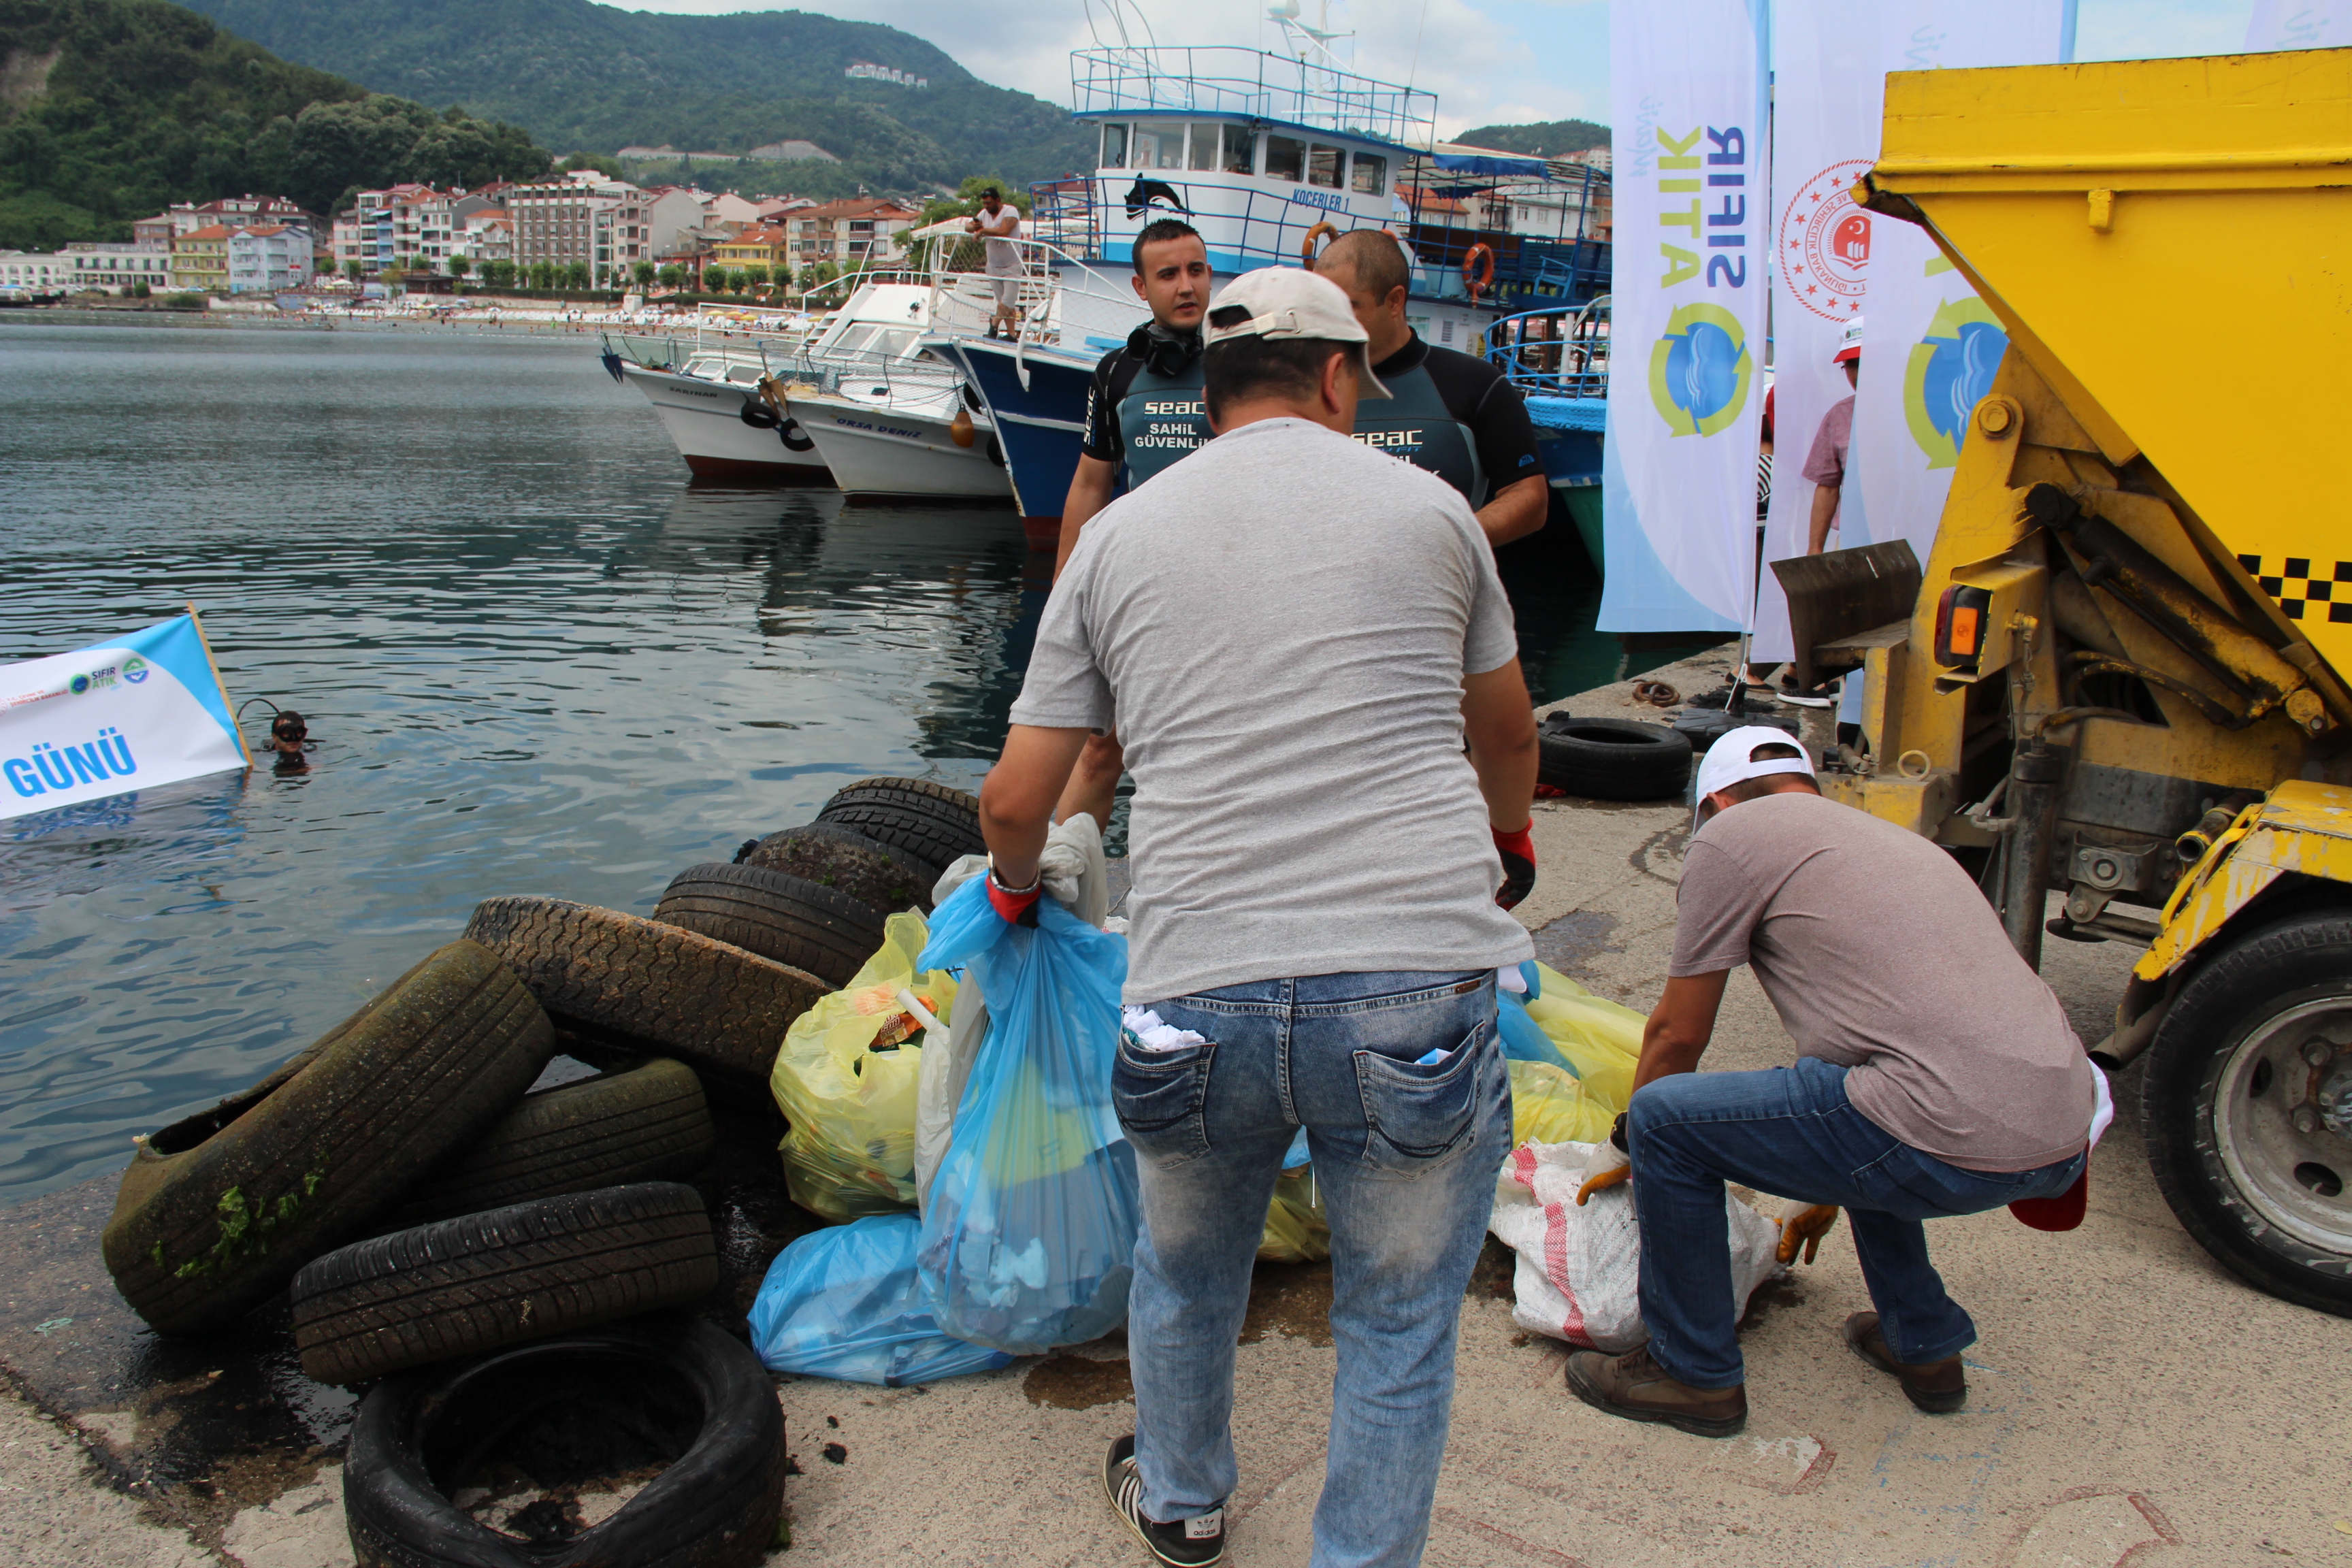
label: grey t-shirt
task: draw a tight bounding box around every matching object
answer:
[1009,416,1535,1002]
[1669,790,2093,1173]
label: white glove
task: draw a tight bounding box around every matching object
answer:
[1575,1139,1631,1205]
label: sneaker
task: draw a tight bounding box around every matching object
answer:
[1779,680,1838,708]
[1102,1435,1226,1566]
[1843,1311,1968,1413]
[1564,1346,1748,1437]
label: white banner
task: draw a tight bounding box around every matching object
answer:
[2,614,249,819]
[1596,0,1768,634]
[2248,1,2348,48]
[1752,0,2065,663]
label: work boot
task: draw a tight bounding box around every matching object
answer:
[1843,1311,1967,1413]
[1102,1435,1225,1566]
[1564,1346,1748,1437]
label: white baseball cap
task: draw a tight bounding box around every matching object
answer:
[1833,314,1865,364]
[1693,726,1816,826]
[1203,266,1393,399]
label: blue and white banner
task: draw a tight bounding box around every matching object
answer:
[1597,0,1769,634]
[1,614,249,819]
[1752,0,2065,662]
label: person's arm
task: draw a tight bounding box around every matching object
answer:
[1631,970,1730,1092]
[1807,482,1839,554]
[1477,474,1550,549]
[978,725,1092,891]
[1055,455,1120,578]
[1461,659,1538,830]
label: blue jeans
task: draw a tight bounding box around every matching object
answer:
[1628,1056,2085,1390]
[1114,970,1512,1568]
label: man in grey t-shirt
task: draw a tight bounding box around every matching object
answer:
[1565,730,2105,1438]
[977,266,1538,1568]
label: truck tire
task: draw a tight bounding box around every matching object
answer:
[344,1316,783,1568]
[738,822,934,914]
[654,862,885,987]
[463,897,824,1081]
[101,940,555,1335]
[291,1182,719,1386]
[380,1060,715,1231]
[816,778,985,878]
[1536,715,1695,801]
[2140,911,2352,1316]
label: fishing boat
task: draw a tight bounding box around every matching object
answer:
[932,24,1611,545]
[789,374,1013,504]
[1486,297,1610,568]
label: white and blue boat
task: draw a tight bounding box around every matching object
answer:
[934,35,1612,548]
[1485,295,1610,568]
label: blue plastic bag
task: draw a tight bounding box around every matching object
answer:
[915,879,1140,1356]
[1498,990,1578,1074]
[747,1214,1012,1386]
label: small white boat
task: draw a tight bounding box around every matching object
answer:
[791,378,1013,502]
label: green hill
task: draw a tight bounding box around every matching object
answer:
[0,0,551,248]
[1457,117,1611,159]
[169,0,1094,195]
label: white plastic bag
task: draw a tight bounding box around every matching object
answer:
[1488,1139,1782,1353]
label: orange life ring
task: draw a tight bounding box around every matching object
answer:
[1301,220,1339,265]
[1463,242,1497,301]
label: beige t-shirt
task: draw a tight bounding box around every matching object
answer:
[1669,790,2093,1173]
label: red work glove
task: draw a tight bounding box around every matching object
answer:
[985,868,1043,928]
[1493,822,1535,910]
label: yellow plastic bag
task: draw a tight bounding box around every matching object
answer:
[1509,1060,1622,1147]
[771,912,958,1222]
[1522,963,1641,1113]
[1258,1169,1330,1262]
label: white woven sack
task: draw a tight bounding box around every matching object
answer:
[1490,1139,1783,1353]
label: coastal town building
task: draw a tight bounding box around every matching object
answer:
[591,186,706,284]
[508,171,638,274]
[710,225,791,276]
[700,191,766,233]
[0,251,67,292]
[159,196,316,240]
[844,61,927,88]
[226,225,312,293]
[787,197,921,267]
[459,209,514,265]
[61,242,170,293]
[745,141,839,163]
[168,226,232,292]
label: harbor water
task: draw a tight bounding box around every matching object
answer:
[0,321,1702,1205]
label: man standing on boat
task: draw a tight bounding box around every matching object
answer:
[1314,229,1551,548]
[979,265,1538,1567]
[1050,216,1215,831]
[968,188,1025,340]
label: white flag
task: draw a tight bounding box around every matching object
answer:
[1597,0,1769,634]
[1752,0,2065,664]
[1,614,249,820]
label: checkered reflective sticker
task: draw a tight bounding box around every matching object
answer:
[2239,555,2352,623]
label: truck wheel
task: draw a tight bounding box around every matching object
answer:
[2140,911,2352,1316]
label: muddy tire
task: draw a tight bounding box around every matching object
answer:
[292,1182,719,1386]
[1536,715,1694,801]
[463,896,825,1081]
[380,1060,716,1231]
[738,822,934,915]
[2140,911,2352,1316]
[655,862,886,988]
[344,1316,783,1568]
[101,941,555,1336]
[815,778,984,878]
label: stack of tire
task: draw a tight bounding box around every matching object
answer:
[94,777,983,1568]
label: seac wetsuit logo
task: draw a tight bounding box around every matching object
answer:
[1904,296,2010,469]
[1648,303,1752,437]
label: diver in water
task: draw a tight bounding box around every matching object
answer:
[266,710,310,771]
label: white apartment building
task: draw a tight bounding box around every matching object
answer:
[63,242,171,293]
[589,186,706,284]
[227,225,313,293]
[0,251,67,292]
[458,210,513,265]
[508,172,638,274]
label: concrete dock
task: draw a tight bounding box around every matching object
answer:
[4,644,2346,1566]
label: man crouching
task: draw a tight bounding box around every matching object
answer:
[1567,728,2109,1436]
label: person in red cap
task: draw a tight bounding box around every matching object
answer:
[1563,728,2110,1437]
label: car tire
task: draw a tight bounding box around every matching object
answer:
[463,896,825,1081]
[1535,715,1695,801]
[292,1182,719,1386]
[654,862,887,988]
[2140,911,2352,1316]
[101,940,555,1335]
[380,1059,715,1231]
[738,821,935,915]
[815,778,984,879]
[344,1316,783,1568]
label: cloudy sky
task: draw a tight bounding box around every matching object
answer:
[625,0,2270,137]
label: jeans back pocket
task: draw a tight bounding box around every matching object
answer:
[1352,1026,1486,1177]
[1111,1036,1215,1167]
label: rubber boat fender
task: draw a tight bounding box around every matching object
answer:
[779,418,814,453]
[949,407,977,448]
[599,350,625,384]
[738,397,781,430]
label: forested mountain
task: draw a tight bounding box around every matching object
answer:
[0,0,550,248]
[1456,117,1610,158]
[172,0,1094,193]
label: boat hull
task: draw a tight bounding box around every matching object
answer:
[621,364,832,483]
[793,394,1015,503]
[936,337,1094,544]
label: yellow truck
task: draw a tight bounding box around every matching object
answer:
[1799,47,2351,1313]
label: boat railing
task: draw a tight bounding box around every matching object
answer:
[1070,46,1437,147]
[1484,295,1610,399]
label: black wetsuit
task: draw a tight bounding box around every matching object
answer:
[1079,329,1210,489]
[1354,332,1544,510]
